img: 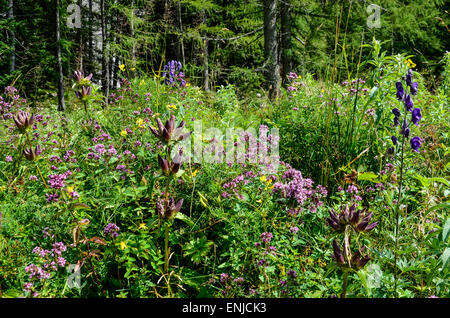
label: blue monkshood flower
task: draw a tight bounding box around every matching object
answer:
[393,116,400,126]
[411,108,422,126]
[405,95,413,112]
[391,136,398,145]
[392,108,401,117]
[410,136,421,152]
[401,119,410,138]
[410,82,418,95]
[406,69,413,86]
[396,82,405,101]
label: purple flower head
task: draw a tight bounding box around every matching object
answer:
[260,232,273,243]
[406,69,413,86]
[287,269,297,278]
[392,108,401,117]
[289,226,299,234]
[391,135,398,145]
[405,95,413,112]
[410,82,418,95]
[219,273,230,283]
[395,82,404,100]
[411,108,422,126]
[410,136,422,153]
[401,120,410,138]
[103,223,120,238]
[393,116,400,127]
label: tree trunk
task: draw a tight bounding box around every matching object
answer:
[8,0,15,74]
[202,11,209,91]
[101,0,110,105]
[263,0,280,99]
[88,0,93,75]
[56,0,65,111]
[280,0,292,85]
[178,1,185,67]
[76,0,83,72]
[130,0,136,79]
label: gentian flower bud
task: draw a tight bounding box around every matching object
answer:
[332,240,345,265]
[13,111,34,131]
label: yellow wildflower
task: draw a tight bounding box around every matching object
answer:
[260,176,267,182]
[166,104,177,111]
[192,169,199,177]
[119,64,125,72]
[136,118,145,129]
[66,186,74,193]
[120,130,127,137]
[406,58,416,68]
[139,79,145,86]
[119,241,127,250]
[139,223,147,230]
[185,82,191,87]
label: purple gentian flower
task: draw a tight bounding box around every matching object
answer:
[411,108,422,126]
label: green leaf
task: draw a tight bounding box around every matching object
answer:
[441,248,450,268]
[357,172,379,183]
[174,212,195,227]
[443,218,450,243]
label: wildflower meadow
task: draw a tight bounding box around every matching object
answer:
[0,1,448,302]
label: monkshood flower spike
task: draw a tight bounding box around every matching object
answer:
[392,68,422,151]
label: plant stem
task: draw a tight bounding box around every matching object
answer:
[36,164,48,189]
[341,270,348,298]
[164,221,172,297]
[394,131,406,297]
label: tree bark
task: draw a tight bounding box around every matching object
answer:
[202,10,209,91]
[281,0,292,85]
[178,1,185,67]
[8,0,15,74]
[263,0,280,99]
[88,0,93,75]
[76,0,83,72]
[101,0,110,105]
[56,0,66,111]
[130,0,136,79]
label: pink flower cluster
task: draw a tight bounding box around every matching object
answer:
[272,168,327,213]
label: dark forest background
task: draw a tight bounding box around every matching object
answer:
[1,0,449,105]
